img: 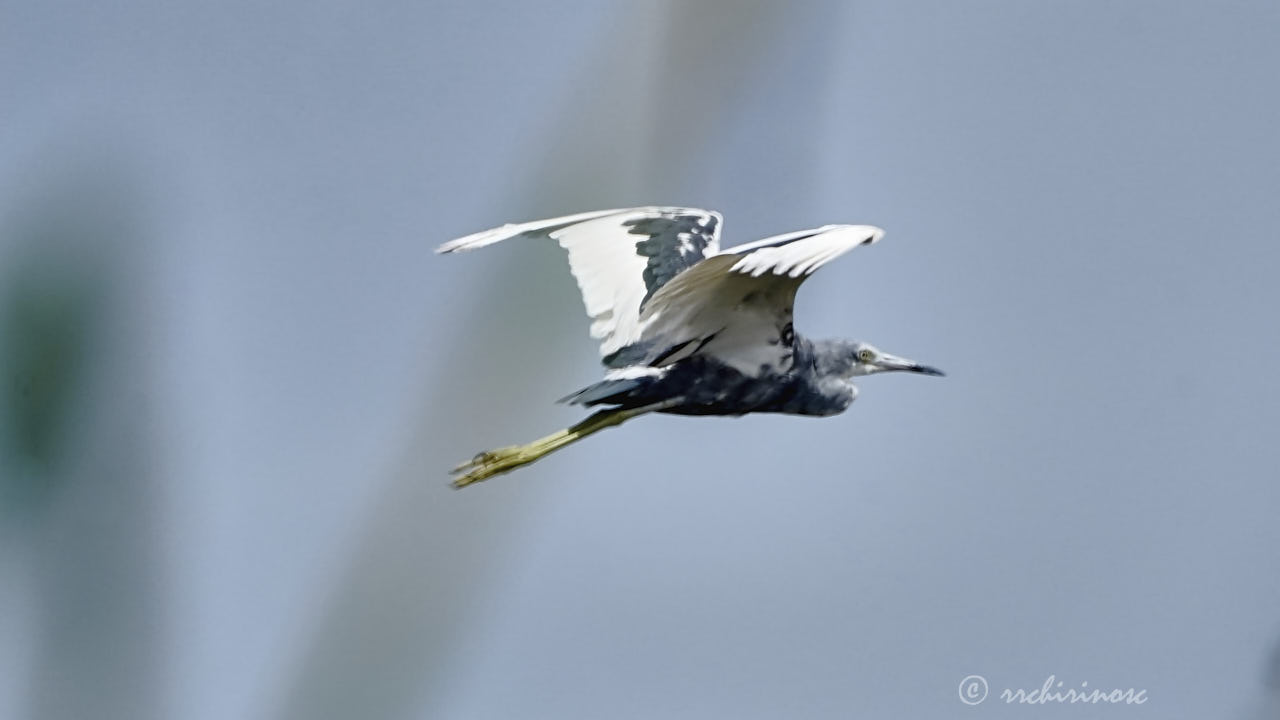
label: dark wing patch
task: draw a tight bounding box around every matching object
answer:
[601,341,653,369]
[649,331,721,366]
[625,212,721,307]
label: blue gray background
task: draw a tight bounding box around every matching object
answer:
[2,1,1278,718]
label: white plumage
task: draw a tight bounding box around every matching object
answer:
[438,207,722,357]
[437,207,882,376]
[641,224,881,375]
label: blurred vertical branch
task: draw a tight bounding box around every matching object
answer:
[272,2,836,718]
[0,149,164,720]
[1250,634,1280,719]
[0,244,98,513]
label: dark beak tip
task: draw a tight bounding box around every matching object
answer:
[915,365,945,377]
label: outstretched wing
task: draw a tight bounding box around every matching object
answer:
[437,207,722,359]
[630,224,884,375]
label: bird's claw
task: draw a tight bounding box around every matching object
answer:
[450,445,530,488]
[452,450,492,473]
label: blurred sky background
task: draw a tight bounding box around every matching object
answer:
[2,1,1280,718]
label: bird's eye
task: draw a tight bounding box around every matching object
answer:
[858,349,875,362]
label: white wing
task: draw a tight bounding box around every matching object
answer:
[438,207,722,358]
[633,224,884,375]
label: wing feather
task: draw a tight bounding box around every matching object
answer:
[438,207,722,358]
[634,224,884,375]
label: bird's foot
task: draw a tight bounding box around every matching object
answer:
[450,431,571,488]
[448,403,670,488]
[451,445,525,488]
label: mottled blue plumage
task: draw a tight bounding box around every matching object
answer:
[625,212,720,306]
[566,336,861,417]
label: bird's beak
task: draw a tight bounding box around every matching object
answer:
[877,353,945,377]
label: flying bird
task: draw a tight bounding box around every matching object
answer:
[438,207,942,487]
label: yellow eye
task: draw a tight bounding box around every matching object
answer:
[858,349,875,362]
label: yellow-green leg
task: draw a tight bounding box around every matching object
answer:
[451,401,674,488]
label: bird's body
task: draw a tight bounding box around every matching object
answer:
[438,207,942,487]
[563,338,855,417]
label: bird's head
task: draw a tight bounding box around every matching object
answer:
[825,340,945,379]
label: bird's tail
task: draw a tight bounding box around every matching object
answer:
[557,377,646,406]
[450,400,676,488]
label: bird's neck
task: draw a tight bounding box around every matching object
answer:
[805,337,856,376]
[789,337,857,416]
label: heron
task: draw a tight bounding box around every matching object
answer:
[438,207,943,488]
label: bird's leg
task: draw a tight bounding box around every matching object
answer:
[450,400,678,488]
